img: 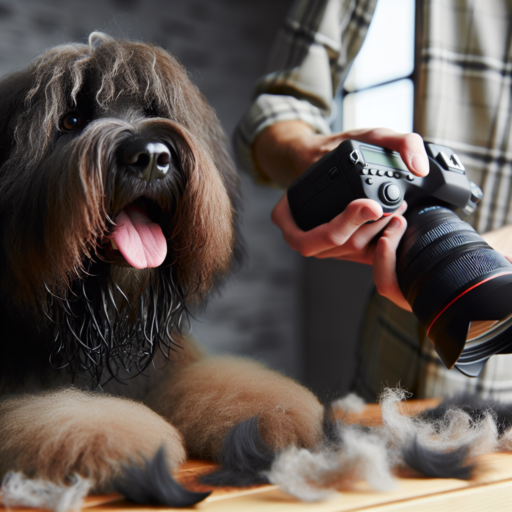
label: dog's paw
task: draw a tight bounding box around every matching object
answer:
[200,416,274,487]
[0,388,186,490]
[146,356,324,459]
[114,447,210,506]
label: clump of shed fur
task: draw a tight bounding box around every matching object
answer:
[263,388,512,501]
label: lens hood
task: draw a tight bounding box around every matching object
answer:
[397,205,512,376]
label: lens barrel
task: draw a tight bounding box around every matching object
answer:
[397,206,512,376]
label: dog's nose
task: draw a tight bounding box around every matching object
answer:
[122,142,171,181]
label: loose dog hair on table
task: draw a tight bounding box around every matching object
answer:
[0,32,506,511]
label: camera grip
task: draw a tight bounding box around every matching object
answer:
[288,141,403,231]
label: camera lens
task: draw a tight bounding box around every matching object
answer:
[397,205,512,376]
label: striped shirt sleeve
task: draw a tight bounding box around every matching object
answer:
[233,0,377,184]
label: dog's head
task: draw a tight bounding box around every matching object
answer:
[0,33,241,384]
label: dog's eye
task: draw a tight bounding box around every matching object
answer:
[60,112,83,131]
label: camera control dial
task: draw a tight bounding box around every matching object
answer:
[379,182,402,206]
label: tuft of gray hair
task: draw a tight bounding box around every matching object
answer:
[0,472,92,512]
[264,447,338,502]
[331,393,366,414]
[88,31,114,49]
[379,388,499,461]
[265,421,395,501]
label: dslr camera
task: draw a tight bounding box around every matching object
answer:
[288,140,512,377]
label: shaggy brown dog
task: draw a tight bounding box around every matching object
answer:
[0,33,323,504]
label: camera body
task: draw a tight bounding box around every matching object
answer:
[288,140,512,378]
[287,140,482,231]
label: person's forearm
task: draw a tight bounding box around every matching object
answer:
[253,120,317,187]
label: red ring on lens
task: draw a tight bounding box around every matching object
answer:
[426,271,512,337]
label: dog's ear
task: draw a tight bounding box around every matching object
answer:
[89,32,114,49]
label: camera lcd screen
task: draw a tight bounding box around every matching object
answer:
[361,147,408,171]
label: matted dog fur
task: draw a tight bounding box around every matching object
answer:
[0,32,510,511]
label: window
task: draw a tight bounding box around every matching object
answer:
[333,0,415,134]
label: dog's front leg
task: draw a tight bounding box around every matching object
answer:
[0,388,186,490]
[144,356,324,460]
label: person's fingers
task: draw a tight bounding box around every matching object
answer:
[345,201,408,254]
[373,215,412,311]
[340,127,429,177]
[314,201,407,260]
[314,204,406,261]
[271,195,384,257]
[313,219,385,261]
[322,198,383,245]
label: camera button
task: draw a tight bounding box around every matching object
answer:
[366,178,374,185]
[386,185,400,201]
[361,168,369,175]
[379,183,402,205]
[407,174,415,181]
[368,168,375,175]
[386,171,394,177]
[394,172,401,179]
[377,169,384,176]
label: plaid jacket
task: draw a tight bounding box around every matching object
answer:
[235,0,512,234]
[234,0,512,400]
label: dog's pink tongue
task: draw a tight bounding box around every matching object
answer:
[112,206,167,269]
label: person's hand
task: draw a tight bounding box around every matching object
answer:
[255,121,430,311]
[271,194,411,310]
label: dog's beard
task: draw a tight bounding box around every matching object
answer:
[46,261,188,387]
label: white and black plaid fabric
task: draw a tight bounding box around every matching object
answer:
[417,0,512,235]
[233,0,512,400]
[233,0,378,184]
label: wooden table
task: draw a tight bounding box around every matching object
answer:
[7,399,512,511]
